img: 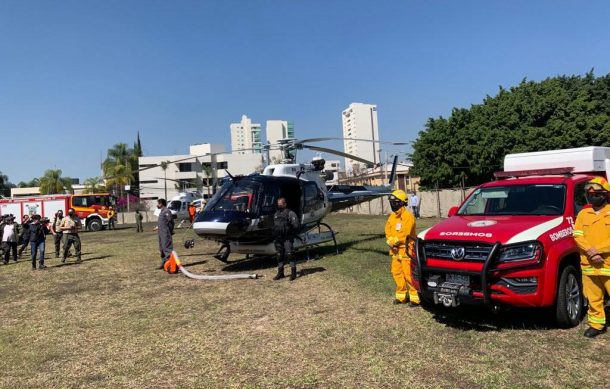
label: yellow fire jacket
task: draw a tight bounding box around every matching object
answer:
[573,204,610,276]
[385,207,416,257]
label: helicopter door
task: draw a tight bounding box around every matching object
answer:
[300,181,325,228]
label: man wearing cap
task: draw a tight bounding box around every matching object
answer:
[385,189,419,306]
[59,208,82,263]
[1,216,20,264]
[50,210,65,258]
[573,176,610,338]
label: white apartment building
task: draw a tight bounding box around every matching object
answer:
[138,143,263,206]
[341,103,380,175]
[230,115,262,154]
[266,120,295,162]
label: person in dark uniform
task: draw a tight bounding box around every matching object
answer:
[272,197,300,281]
[59,208,82,263]
[155,198,174,269]
[29,215,49,270]
[135,209,144,233]
[18,215,31,257]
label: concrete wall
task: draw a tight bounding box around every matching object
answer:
[116,211,158,224]
[338,188,476,217]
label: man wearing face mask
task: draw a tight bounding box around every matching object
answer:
[385,189,419,306]
[272,197,300,281]
[573,177,610,338]
[155,198,174,270]
[51,210,65,258]
[59,208,82,263]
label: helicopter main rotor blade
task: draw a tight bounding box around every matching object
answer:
[106,146,274,180]
[295,137,409,145]
[301,145,376,166]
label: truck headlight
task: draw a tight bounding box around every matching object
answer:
[498,241,542,262]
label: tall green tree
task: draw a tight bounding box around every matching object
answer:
[39,169,73,195]
[103,143,137,194]
[411,72,610,188]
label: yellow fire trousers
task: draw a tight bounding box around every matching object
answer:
[391,255,420,304]
[583,275,610,330]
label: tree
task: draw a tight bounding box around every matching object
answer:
[160,160,170,200]
[0,171,14,197]
[103,143,137,194]
[39,169,73,195]
[18,178,40,188]
[83,177,106,193]
[411,72,610,188]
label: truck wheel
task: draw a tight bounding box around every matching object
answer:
[555,265,583,328]
[88,219,102,232]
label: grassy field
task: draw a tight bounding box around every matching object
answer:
[0,214,609,388]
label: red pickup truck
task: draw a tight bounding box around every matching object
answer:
[411,147,610,327]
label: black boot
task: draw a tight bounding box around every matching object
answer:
[584,326,606,338]
[273,267,285,280]
[289,267,297,281]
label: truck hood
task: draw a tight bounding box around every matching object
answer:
[418,215,565,245]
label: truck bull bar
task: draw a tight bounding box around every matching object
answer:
[413,237,501,308]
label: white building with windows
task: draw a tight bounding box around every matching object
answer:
[230,115,262,154]
[341,103,380,175]
[138,143,263,206]
[266,120,295,162]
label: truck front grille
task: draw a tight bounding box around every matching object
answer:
[424,242,492,261]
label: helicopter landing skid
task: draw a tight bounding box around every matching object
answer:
[297,222,340,261]
[213,243,231,263]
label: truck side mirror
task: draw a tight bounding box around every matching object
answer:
[448,206,459,217]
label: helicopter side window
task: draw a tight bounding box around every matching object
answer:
[261,185,281,214]
[303,182,319,213]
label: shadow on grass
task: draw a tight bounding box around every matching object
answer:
[314,233,385,257]
[425,304,556,332]
[51,255,113,268]
[182,259,208,267]
[299,267,326,277]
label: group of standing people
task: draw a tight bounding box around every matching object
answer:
[0,209,82,270]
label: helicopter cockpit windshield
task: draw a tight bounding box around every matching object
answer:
[207,180,261,213]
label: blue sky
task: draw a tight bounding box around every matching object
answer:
[1,0,610,183]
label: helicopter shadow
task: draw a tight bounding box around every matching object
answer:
[220,233,385,272]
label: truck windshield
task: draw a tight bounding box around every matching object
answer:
[207,180,261,213]
[458,184,566,216]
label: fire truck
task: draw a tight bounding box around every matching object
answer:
[0,193,116,231]
[411,146,610,328]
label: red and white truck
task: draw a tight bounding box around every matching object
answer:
[411,146,610,327]
[0,193,116,231]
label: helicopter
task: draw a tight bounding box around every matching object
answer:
[188,137,405,262]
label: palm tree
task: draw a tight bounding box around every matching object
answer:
[83,177,106,194]
[39,169,73,195]
[201,163,213,198]
[160,160,170,200]
[103,143,137,196]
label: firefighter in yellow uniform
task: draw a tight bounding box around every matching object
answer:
[573,177,610,338]
[385,190,419,307]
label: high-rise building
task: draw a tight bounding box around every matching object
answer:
[342,103,380,175]
[230,115,262,154]
[266,120,295,162]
